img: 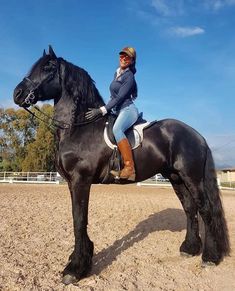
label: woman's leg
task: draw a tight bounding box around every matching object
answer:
[112,104,138,180]
[113,104,139,143]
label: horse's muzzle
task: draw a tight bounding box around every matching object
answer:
[13,87,31,108]
[13,87,24,106]
[14,88,22,101]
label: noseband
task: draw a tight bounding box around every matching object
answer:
[23,78,38,106]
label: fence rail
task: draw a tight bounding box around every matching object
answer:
[0,172,63,184]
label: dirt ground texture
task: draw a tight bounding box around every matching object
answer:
[0,184,234,291]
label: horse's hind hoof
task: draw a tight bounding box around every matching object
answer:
[62,274,78,285]
[201,261,216,268]
[180,251,193,258]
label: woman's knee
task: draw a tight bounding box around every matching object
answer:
[113,127,125,142]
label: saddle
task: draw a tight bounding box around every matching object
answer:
[101,113,157,184]
[104,112,151,149]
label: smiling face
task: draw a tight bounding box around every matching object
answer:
[13,47,61,107]
[119,53,133,69]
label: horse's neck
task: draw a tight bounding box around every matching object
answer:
[54,94,103,127]
[54,94,74,125]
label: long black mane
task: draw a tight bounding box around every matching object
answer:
[60,58,105,123]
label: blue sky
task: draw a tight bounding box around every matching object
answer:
[0,0,234,167]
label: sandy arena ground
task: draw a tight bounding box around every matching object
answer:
[0,183,234,291]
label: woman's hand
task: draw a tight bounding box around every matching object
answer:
[85,108,102,120]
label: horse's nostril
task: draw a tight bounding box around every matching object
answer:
[15,89,22,100]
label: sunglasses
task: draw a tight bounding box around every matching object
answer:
[119,54,132,61]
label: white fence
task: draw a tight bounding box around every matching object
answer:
[0,172,234,190]
[138,174,235,191]
[0,172,171,187]
[0,172,63,184]
[137,174,171,187]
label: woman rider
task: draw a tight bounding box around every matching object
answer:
[85,47,139,181]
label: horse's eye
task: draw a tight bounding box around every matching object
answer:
[43,61,56,72]
[43,65,52,71]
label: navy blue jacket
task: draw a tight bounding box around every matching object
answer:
[105,68,137,112]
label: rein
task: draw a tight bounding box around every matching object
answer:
[23,106,69,130]
[24,105,104,130]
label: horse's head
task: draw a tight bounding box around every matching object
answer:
[13,45,61,107]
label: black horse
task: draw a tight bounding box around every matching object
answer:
[13,46,230,285]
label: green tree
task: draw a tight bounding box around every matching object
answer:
[0,107,35,171]
[21,104,56,171]
[0,104,55,172]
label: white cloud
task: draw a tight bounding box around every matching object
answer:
[151,0,171,16]
[127,0,234,37]
[151,0,184,16]
[168,26,205,37]
[204,0,235,11]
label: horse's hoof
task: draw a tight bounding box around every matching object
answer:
[201,261,216,268]
[180,252,193,258]
[62,274,78,285]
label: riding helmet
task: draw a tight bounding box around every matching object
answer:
[119,47,136,60]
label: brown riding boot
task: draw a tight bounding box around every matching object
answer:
[110,138,136,181]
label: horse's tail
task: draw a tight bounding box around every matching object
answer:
[203,146,230,258]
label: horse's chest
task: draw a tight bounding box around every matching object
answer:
[59,141,94,172]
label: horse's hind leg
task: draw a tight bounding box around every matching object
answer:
[197,193,229,265]
[177,174,229,265]
[171,177,202,256]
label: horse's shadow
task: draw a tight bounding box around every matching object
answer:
[91,208,186,275]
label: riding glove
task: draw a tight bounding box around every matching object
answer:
[85,108,102,120]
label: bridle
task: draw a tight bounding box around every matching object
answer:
[21,60,69,130]
[22,60,60,107]
[22,60,103,130]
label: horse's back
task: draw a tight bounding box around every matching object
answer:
[146,118,207,147]
[134,118,208,180]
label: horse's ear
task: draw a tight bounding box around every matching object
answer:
[43,49,46,57]
[48,45,57,58]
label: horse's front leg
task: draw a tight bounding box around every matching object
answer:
[62,179,94,285]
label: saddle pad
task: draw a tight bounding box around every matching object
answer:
[104,121,150,150]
